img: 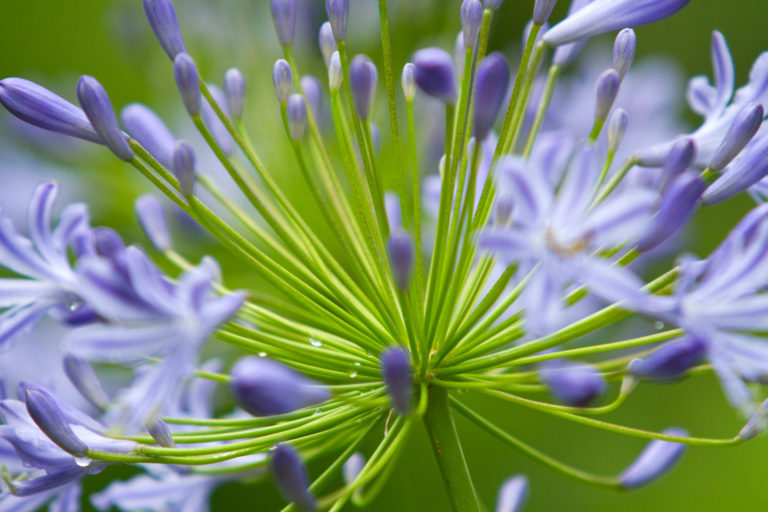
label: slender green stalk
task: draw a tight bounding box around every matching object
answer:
[422,387,482,512]
[523,64,562,157]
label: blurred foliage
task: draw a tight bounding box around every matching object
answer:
[2,1,768,510]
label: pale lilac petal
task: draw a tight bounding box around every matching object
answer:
[711,31,735,116]
[199,292,246,329]
[26,182,57,266]
[477,230,531,261]
[0,302,54,348]
[64,323,183,363]
[48,484,81,512]
[91,472,215,512]
[582,189,656,247]
[575,256,650,309]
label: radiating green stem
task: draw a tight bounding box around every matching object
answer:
[523,64,561,157]
[422,387,482,512]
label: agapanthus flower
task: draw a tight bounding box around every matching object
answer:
[2,0,768,510]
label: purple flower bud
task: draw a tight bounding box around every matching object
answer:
[387,231,413,291]
[370,122,381,154]
[230,357,330,416]
[121,103,175,167]
[172,141,196,197]
[484,0,504,11]
[594,69,620,122]
[473,53,510,140]
[461,0,484,49]
[76,76,133,161]
[380,346,412,414]
[402,63,416,101]
[301,75,324,125]
[613,28,636,80]
[628,336,706,379]
[329,52,343,91]
[551,0,594,67]
[709,102,764,172]
[533,0,558,25]
[343,452,366,486]
[273,59,293,104]
[173,53,201,116]
[147,418,175,447]
[703,134,768,205]
[496,475,528,512]
[287,94,308,141]
[607,108,628,153]
[0,78,101,143]
[637,172,705,252]
[318,22,337,67]
[271,444,317,512]
[143,0,187,59]
[224,68,246,119]
[63,354,110,412]
[270,0,297,46]
[349,55,378,120]
[325,0,349,41]
[739,398,768,441]
[24,387,88,457]
[543,0,690,47]
[202,85,235,155]
[413,48,458,104]
[136,194,172,252]
[540,360,606,407]
[619,428,687,489]
[662,137,696,183]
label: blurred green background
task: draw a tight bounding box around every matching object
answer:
[2,1,768,510]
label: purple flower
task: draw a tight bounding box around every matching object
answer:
[496,475,528,512]
[135,195,172,253]
[413,48,458,104]
[271,444,317,512]
[0,78,101,144]
[121,103,176,168]
[478,145,656,334]
[380,347,413,414]
[172,141,197,197]
[349,55,378,120]
[387,232,414,291]
[474,53,511,141]
[76,76,134,161]
[173,53,201,117]
[543,0,690,46]
[287,94,308,141]
[629,336,706,380]
[223,68,246,119]
[0,182,92,348]
[230,357,330,417]
[619,428,687,489]
[325,0,349,41]
[540,359,606,406]
[63,246,245,432]
[270,0,298,47]
[143,0,187,59]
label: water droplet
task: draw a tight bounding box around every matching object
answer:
[654,321,665,330]
[258,352,267,358]
[66,294,83,311]
[349,371,358,378]
[354,362,361,366]
[74,456,91,468]
[309,339,323,347]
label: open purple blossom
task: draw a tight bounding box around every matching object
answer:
[478,145,656,334]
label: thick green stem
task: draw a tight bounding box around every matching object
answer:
[423,387,482,512]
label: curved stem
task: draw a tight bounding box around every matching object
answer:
[422,387,482,512]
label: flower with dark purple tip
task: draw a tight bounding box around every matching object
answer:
[380,347,412,414]
[224,68,246,119]
[273,59,293,105]
[709,102,764,172]
[629,336,707,379]
[325,0,349,41]
[230,357,330,417]
[270,444,317,512]
[413,48,458,104]
[533,0,558,25]
[121,103,176,168]
[76,76,133,161]
[540,359,606,407]
[613,28,636,80]
[638,171,705,251]
[172,141,196,197]
[0,78,101,144]
[594,69,620,123]
[543,0,690,46]
[473,52,510,140]
[173,53,201,116]
[461,0,484,49]
[318,22,337,66]
[143,0,187,59]
[496,475,528,512]
[349,55,378,120]
[270,0,297,46]
[24,387,88,457]
[619,428,687,489]
[135,195,171,252]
